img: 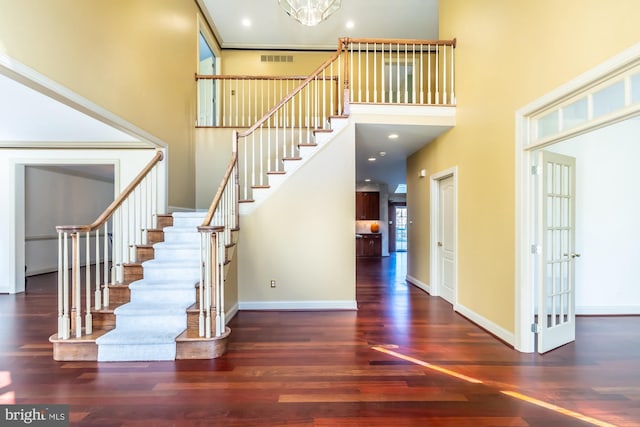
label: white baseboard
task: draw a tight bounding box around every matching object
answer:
[225,303,239,323]
[454,303,515,346]
[406,275,431,294]
[576,305,640,315]
[238,300,358,311]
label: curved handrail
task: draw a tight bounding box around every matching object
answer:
[56,150,164,233]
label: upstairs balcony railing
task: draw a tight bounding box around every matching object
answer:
[196,37,456,127]
[196,37,456,202]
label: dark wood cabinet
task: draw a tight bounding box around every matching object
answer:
[356,234,382,257]
[355,192,379,220]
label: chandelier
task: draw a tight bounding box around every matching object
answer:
[278,0,342,26]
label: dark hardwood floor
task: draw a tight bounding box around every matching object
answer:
[1,253,639,426]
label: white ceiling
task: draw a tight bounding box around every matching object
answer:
[200,0,439,50]
[200,0,445,191]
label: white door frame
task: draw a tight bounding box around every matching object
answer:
[430,167,458,304]
[514,43,640,352]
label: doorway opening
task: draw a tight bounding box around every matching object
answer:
[395,206,407,252]
[515,43,640,353]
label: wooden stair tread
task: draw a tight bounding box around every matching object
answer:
[49,330,107,343]
[239,199,255,203]
[267,170,286,175]
[283,157,302,161]
[176,327,231,341]
[251,185,270,189]
[299,143,318,147]
[312,129,332,134]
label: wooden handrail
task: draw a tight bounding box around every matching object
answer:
[341,37,457,48]
[195,74,337,81]
[238,39,347,138]
[56,150,164,234]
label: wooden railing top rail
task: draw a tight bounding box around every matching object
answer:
[238,42,346,138]
[341,37,457,48]
[56,150,164,234]
[195,74,337,81]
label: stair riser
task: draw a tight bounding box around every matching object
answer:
[142,268,200,282]
[172,217,205,228]
[156,214,173,229]
[162,232,200,244]
[108,286,131,306]
[153,247,200,260]
[130,288,195,305]
[98,343,176,362]
[146,230,164,245]
[136,247,154,263]
[115,314,186,331]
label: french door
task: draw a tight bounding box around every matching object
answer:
[536,151,577,353]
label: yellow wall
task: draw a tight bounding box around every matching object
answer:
[0,0,211,209]
[408,0,640,333]
[221,50,330,76]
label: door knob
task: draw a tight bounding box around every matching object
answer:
[564,253,581,258]
[437,242,443,247]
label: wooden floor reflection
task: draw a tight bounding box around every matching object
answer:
[1,253,639,426]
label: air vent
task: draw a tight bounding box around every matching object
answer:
[261,55,294,63]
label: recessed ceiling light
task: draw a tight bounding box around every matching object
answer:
[368,157,376,162]
[379,151,387,157]
[388,133,399,139]
[346,20,355,29]
[364,178,371,182]
[242,18,252,27]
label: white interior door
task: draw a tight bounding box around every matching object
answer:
[438,175,456,304]
[536,150,577,353]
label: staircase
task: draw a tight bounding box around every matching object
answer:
[50,212,232,361]
[96,212,203,361]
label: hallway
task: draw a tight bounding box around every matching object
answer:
[1,254,638,426]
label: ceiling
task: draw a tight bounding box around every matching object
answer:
[199,0,439,51]
[200,0,445,192]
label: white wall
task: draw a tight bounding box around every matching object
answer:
[548,117,640,314]
[25,166,114,276]
[0,148,166,294]
[237,122,356,309]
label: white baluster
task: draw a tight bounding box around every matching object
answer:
[73,233,81,338]
[95,229,101,310]
[373,43,377,103]
[199,232,205,337]
[435,44,440,104]
[443,44,448,105]
[428,44,432,104]
[420,44,424,104]
[450,43,455,104]
[365,42,370,102]
[57,232,66,339]
[404,44,408,103]
[412,44,416,104]
[85,231,92,335]
[103,222,109,306]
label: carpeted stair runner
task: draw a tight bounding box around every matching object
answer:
[96,212,205,361]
